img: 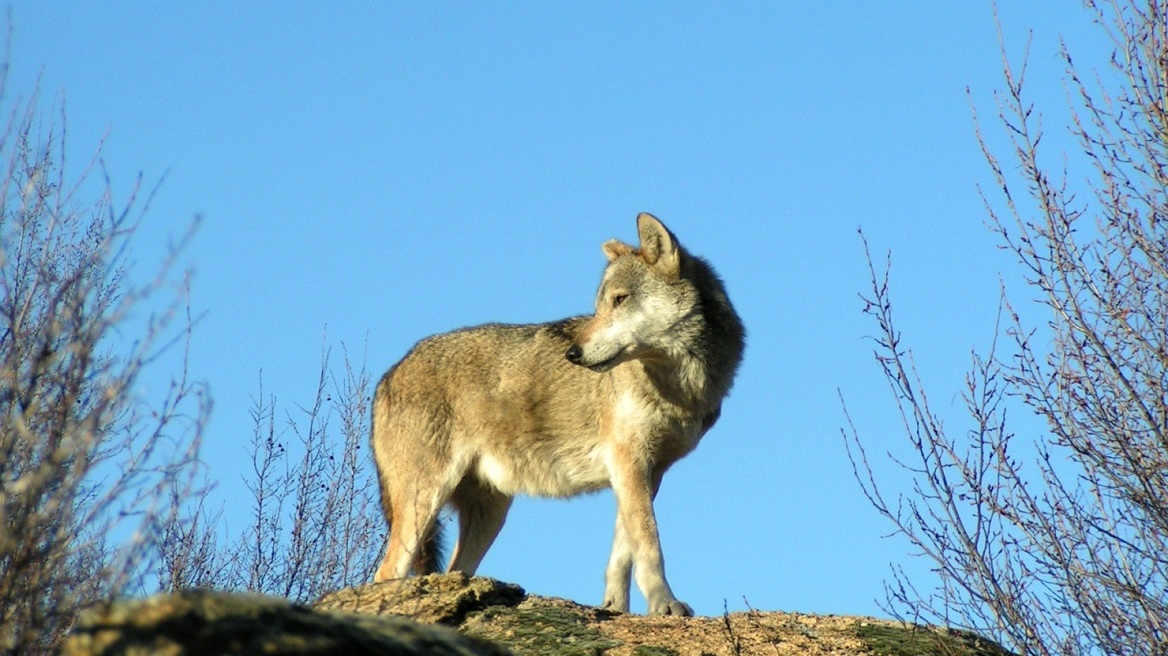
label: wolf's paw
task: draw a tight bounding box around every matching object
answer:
[648,598,694,617]
[601,595,630,614]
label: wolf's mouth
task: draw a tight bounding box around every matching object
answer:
[566,344,622,372]
[585,357,620,373]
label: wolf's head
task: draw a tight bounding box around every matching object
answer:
[565,213,703,373]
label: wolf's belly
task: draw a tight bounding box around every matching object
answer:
[475,445,610,498]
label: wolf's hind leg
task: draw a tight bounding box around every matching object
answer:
[375,520,420,582]
[447,476,512,575]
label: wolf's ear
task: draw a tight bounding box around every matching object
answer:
[636,213,680,277]
[602,239,635,262]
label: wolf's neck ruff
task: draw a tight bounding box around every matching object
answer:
[643,252,745,414]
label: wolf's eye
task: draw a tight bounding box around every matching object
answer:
[612,293,630,308]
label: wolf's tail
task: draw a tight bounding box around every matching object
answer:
[414,520,446,574]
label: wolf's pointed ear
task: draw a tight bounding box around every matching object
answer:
[636,213,680,277]
[602,239,635,262]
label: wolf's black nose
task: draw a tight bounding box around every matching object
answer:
[565,345,583,364]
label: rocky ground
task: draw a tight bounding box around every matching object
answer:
[64,573,1015,656]
[318,573,1014,656]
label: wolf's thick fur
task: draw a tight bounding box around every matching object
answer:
[371,213,745,616]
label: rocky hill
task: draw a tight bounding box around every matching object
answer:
[63,573,1013,656]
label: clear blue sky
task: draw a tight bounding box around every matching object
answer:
[14,3,1107,618]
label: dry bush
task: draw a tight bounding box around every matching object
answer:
[844,2,1167,655]
[1,23,388,654]
[156,344,386,603]
[0,80,208,653]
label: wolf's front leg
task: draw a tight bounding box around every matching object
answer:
[608,447,693,617]
[602,514,632,612]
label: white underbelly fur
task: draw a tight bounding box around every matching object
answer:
[476,445,610,498]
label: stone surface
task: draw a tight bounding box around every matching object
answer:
[61,589,509,656]
[62,574,1015,656]
[316,573,1015,656]
[316,571,525,626]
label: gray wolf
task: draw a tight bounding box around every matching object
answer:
[370,213,745,616]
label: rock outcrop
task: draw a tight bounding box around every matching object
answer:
[64,573,1014,656]
[61,588,508,656]
[318,572,1014,656]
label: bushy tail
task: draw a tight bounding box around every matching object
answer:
[414,520,446,574]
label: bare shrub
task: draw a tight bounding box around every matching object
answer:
[0,25,383,653]
[844,2,1167,654]
[0,82,208,653]
[157,344,385,603]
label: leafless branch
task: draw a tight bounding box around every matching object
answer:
[846,3,1168,654]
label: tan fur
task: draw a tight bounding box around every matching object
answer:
[371,213,745,616]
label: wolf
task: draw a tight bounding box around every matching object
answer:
[370,213,745,616]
